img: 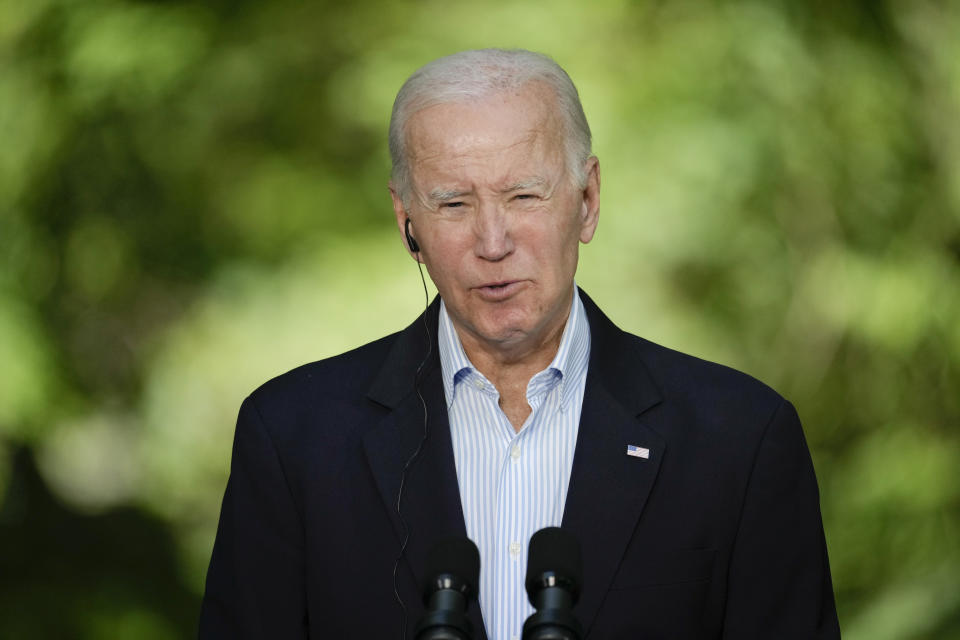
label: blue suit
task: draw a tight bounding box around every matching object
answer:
[199,291,840,639]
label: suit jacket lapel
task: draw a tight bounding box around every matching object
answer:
[363,300,488,639]
[562,291,666,635]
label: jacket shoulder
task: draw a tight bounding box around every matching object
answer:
[580,289,785,419]
[628,333,788,423]
[241,331,401,431]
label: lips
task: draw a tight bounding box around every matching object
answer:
[474,280,524,301]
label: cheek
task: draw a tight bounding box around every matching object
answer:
[422,240,471,285]
[528,226,580,267]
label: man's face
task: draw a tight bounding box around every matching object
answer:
[391,83,600,357]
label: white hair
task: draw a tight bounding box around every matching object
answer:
[388,48,593,207]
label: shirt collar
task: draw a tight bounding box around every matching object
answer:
[437,286,591,409]
[437,300,475,405]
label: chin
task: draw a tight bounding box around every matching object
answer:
[475,318,536,346]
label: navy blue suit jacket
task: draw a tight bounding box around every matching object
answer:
[199,291,840,639]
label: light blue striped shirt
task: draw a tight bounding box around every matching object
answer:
[439,289,591,640]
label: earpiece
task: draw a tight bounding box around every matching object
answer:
[404,218,421,253]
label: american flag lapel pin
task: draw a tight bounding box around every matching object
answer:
[626,444,650,459]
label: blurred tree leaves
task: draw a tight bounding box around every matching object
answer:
[1,0,958,638]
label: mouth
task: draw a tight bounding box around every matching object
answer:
[474,280,524,300]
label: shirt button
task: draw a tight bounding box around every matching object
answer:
[510,444,521,460]
[473,379,484,390]
[509,542,522,558]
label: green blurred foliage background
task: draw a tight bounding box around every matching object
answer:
[1,0,958,637]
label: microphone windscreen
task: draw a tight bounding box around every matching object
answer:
[422,537,481,596]
[525,527,582,594]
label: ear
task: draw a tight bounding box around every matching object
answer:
[578,156,601,244]
[390,184,423,262]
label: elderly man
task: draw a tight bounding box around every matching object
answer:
[199,49,840,639]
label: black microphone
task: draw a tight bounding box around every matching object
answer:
[522,527,583,640]
[414,537,480,640]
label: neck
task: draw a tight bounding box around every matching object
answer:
[459,318,566,386]
[454,294,572,429]
[459,318,568,433]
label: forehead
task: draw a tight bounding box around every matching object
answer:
[404,84,564,182]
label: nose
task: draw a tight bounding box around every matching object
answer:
[473,202,513,261]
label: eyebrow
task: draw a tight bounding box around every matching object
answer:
[503,177,547,192]
[428,188,471,202]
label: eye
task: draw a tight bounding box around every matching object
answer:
[512,193,536,201]
[442,201,464,208]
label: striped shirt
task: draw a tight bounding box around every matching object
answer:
[439,289,591,640]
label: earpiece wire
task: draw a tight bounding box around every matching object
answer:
[392,256,433,640]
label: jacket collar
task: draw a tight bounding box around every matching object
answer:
[366,296,442,410]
